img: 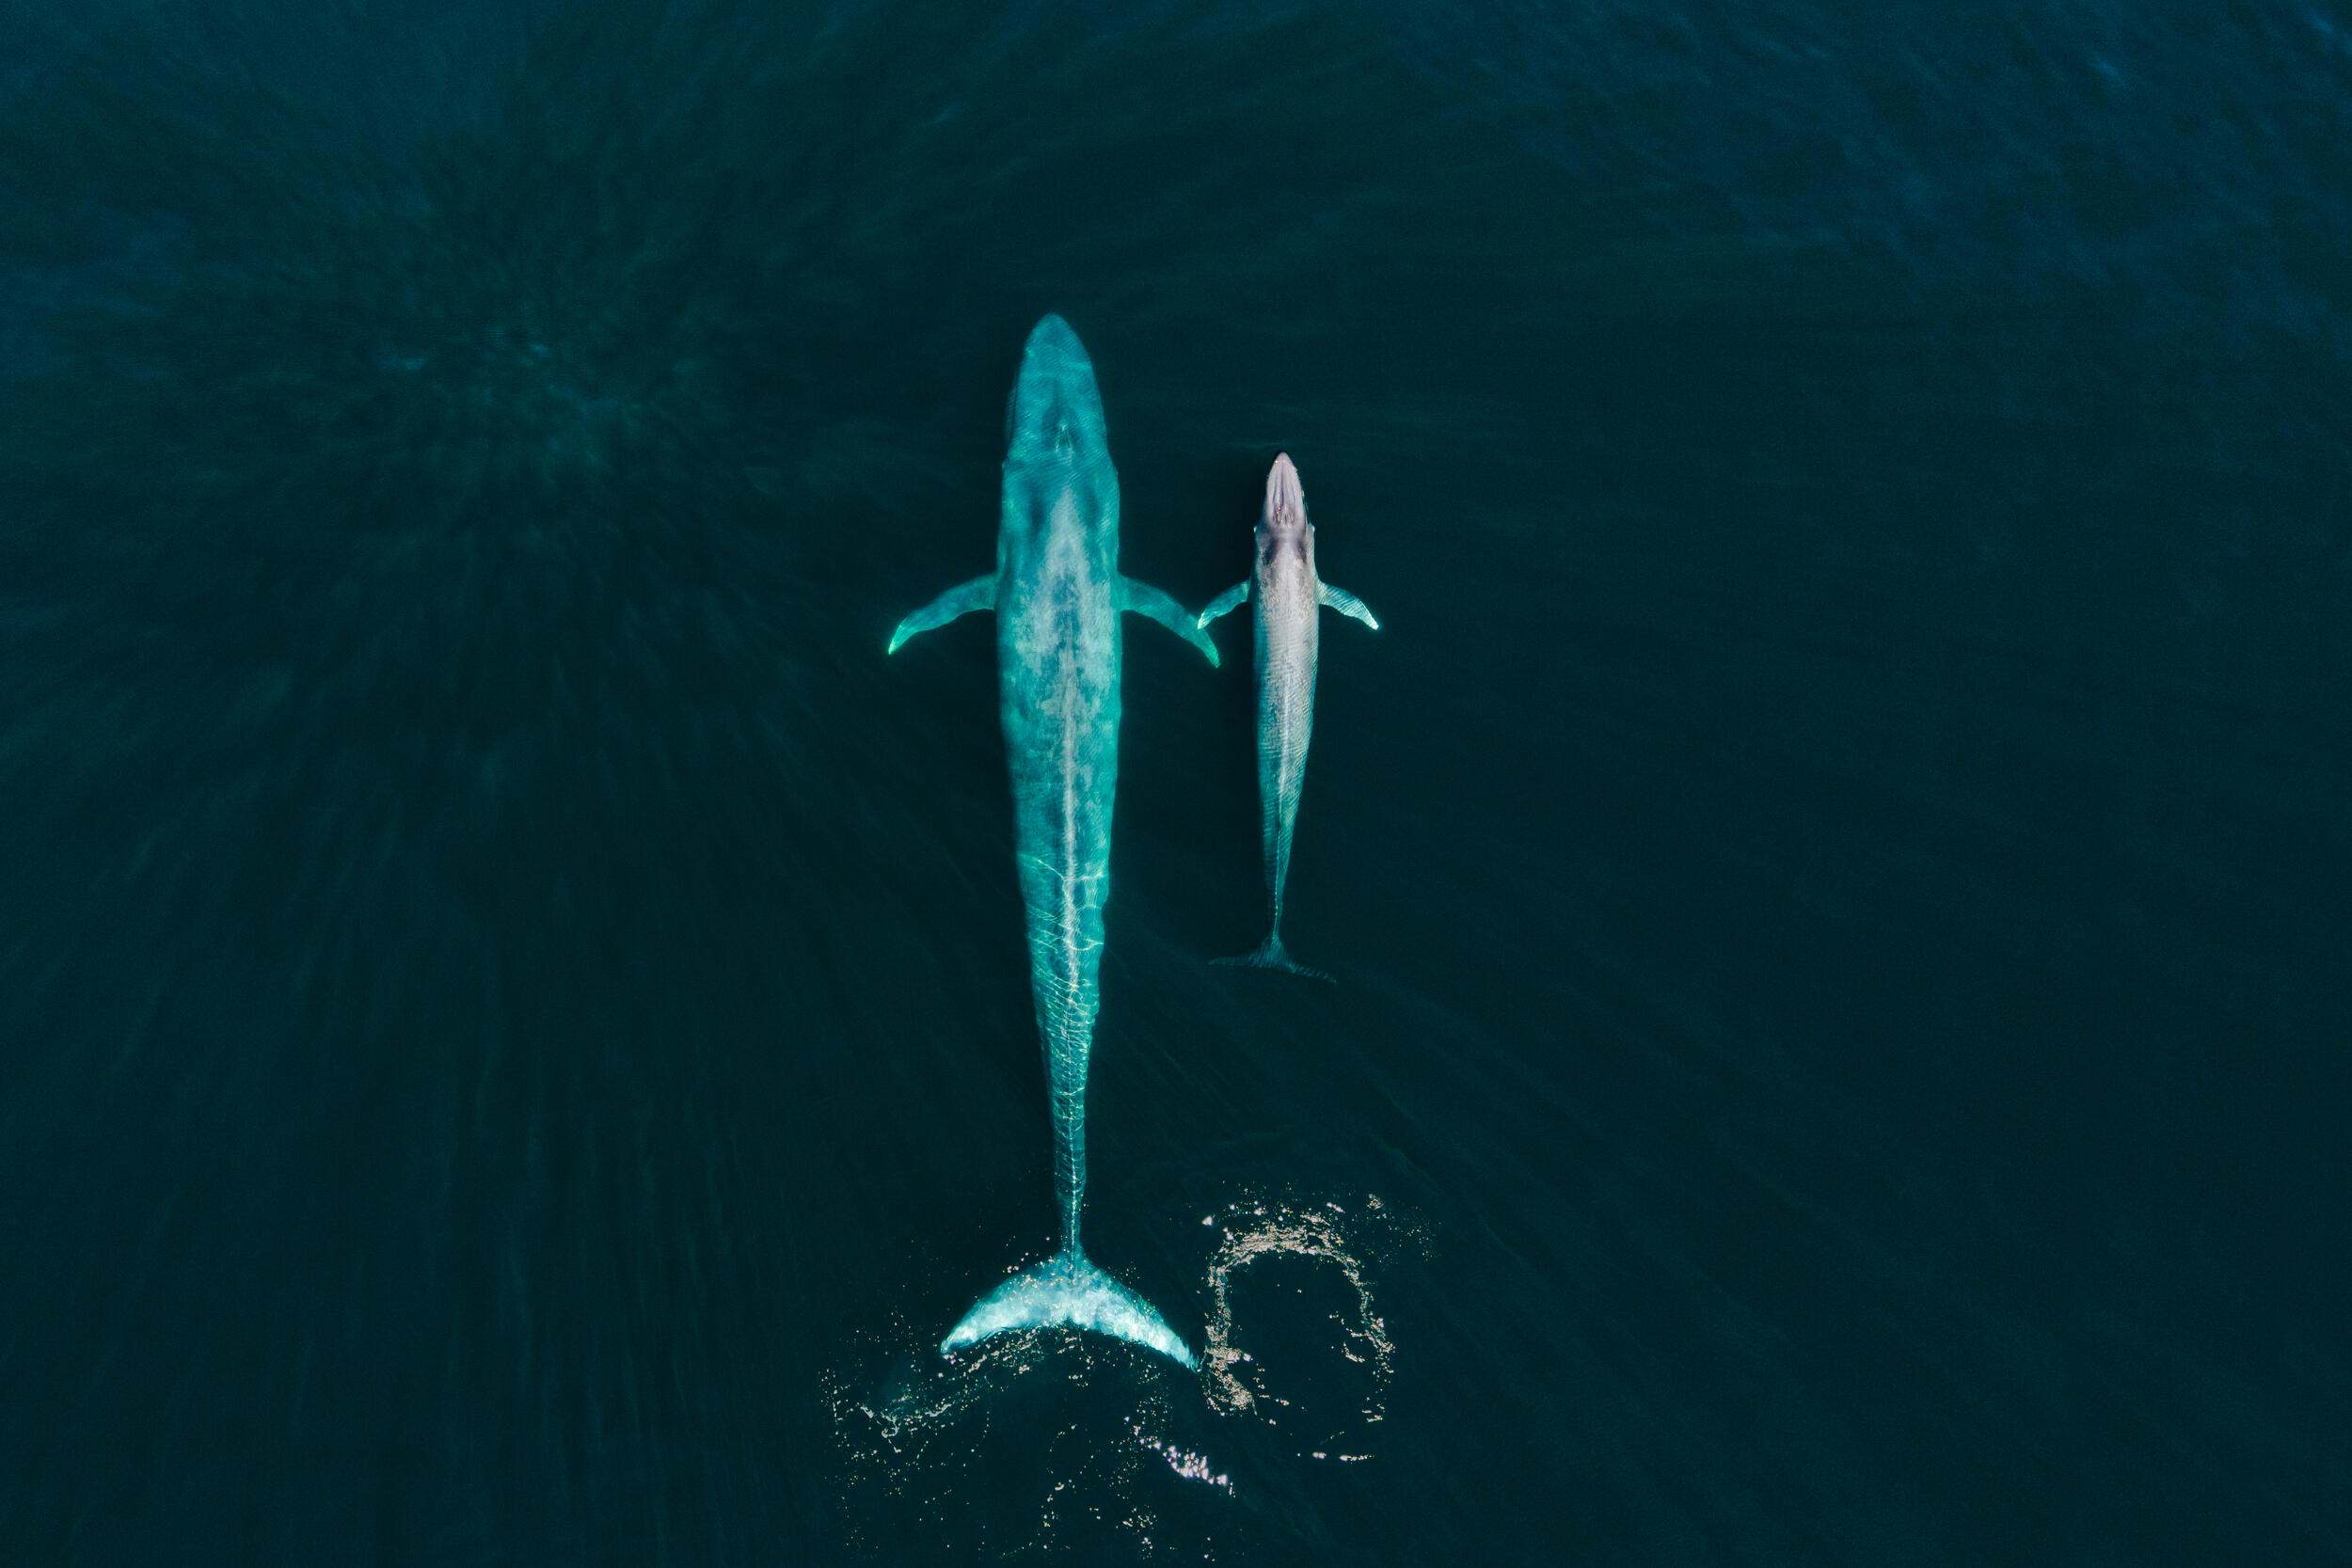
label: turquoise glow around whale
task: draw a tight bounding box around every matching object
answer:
[888,315,1215,1369]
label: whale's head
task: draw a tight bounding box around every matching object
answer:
[1001,314,1118,570]
[1259,452,1310,562]
[1005,314,1109,472]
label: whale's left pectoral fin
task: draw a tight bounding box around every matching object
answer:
[1318,582,1381,631]
[888,574,996,654]
[1118,578,1220,667]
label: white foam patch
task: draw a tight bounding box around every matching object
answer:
[1200,1195,1405,1462]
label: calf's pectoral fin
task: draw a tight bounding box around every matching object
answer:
[1196,580,1250,630]
[1118,578,1220,667]
[1318,582,1381,631]
[887,574,997,654]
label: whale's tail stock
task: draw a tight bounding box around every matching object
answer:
[1212,931,1333,984]
[941,1249,1197,1370]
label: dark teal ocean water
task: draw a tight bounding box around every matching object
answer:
[3,3,2346,1562]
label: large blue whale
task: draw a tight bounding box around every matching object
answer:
[888,314,1216,1369]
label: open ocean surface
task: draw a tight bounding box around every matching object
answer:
[2,3,2346,1562]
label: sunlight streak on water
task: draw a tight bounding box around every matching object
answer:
[1129,1423,1232,1493]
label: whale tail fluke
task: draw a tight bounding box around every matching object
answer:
[940,1249,1197,1370]
[1213,933,1334,983]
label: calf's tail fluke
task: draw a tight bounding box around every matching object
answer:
[941,1249,1197,1369]
[1213,931,1334,983]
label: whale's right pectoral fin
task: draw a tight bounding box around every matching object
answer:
[887,574,997,654]
[1318,582,1381,631]
[1196,580,1249,630]
[1117,578,1220,667]
[941,1250,1198,1370]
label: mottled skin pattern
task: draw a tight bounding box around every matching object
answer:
[887,316,1214,1367]
[1248,457,1320,945]
[994,344,1120,1252]
[1198,454,1379,978]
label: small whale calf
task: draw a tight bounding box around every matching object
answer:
[1197,453,1379,980]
